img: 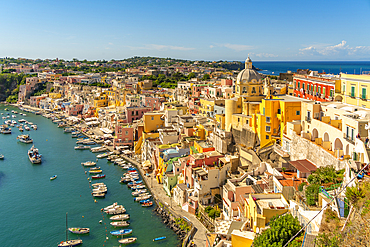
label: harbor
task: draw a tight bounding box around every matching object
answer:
[0,104,180,247]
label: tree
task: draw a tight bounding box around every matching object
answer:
[202,74,210,81]
[252,214,302,247]
[187,72,196,80]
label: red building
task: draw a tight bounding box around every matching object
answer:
[293,74,337,102]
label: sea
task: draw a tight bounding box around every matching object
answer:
[0,105,180,247]
[252,61,370,76]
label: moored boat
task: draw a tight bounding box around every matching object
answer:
[153,236,166,241]
[50,175,57,180]
[142,201,153,207]
[17,134,33,144]
[110,221,130,227]
[110,229,132,236]
[91,174,105,179]
[68,228,90,234]
[0,154,4,159]
[89,169,102,174]
[110,214,130,221]
[118,237,137,245]
[59,213,83,247]
[81,161,96,167]
[96,152,112,159]
[74,145,91,150]
[28,145,42,164]
[90,146,108,153]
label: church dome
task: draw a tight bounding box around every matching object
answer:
[237,57,261,83]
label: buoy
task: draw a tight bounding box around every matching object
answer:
[46,139,48,141]
[82,216,84,218]
[94,200,97,203]
[99,220,102,223]
[106,237,108,240]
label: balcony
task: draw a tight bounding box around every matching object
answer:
[343,133,355,144]
[360,94,367,101]
[305,116,311,123]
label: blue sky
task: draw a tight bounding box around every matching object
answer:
[1,0,370,61]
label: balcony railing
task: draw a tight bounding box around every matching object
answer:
[343,133,355,144]
[360,94,367,101]
[305,116,311,123]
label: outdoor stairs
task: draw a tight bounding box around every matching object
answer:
[302,234,316,247]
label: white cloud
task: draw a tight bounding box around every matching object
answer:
[209,43,253,52]
[255,53,278,58]
[299,40,370,57]
[129,44,195,51]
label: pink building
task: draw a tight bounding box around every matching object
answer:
[114,121,134,148]
[221,79,233,86]
[30,95,47,107]
[66,104,84,116]
[191,84,208,97]
[124,106,151,123]
[142,95,161,111]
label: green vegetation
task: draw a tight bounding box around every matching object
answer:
[204,206,220,219]
[0,73,32,102]
[140,72,195,89]
[174,218,191,232]
[252,214,303,247]
[305,166,344,206]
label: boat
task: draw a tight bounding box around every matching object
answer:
[110,229,132,236]
[58,213,83,247]
[24,125,30,131]
[153,236,166,241]
[83,140,96,145]
[92,192,105,198]
[134,194,151,201]
[103,202,118,211]
[104,205,126,215]
[18,126,23,132]
[90,166,101,170]
[89,169,102,174]
[90,146,108,153]
[92,182,105,187]
[64,127,74,133]
[139,198,151,204]
[142,201,153,207]
[58,122,67,128]
[74,145,91,150]
[50,175,57,180]
[28,145,42,164]
[92,187,107,193]
[91,174,105,179]
[0,154,4,159]
[110,214,130,221]
[96,152,110,159]
[0,125,11,134]
[17,134,33,144]
[131,189,147,196]
[31,125,38,130]
[118,237,137,245]
[68,228,90,234]
[81,161,96,167]
[110,221,130,227]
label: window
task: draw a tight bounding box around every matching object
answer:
[125,131,128,135]
[351,86,355,97]
[266,135,270,139]
[342,84,346,94]
[362,88,366,100]
[252,87,256,94]
[302,83,305,91]
[298,82,300,89]
[151,117,154,120]
[318,86,321,94]
[296,111,300,115]
[266,126,271,132]
[307,84,310,91]
[277,109,281,114]
[238,118,240,122]
[266,117,271,123]
[330,89,334,97]
[323,87,326,96]
[263,107,265,115]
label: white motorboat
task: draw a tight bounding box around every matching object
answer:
[81,161,96,167]
[90,146,108,153]
[17,134,33,144]
[110,214,130,221]
[74,145,91,150]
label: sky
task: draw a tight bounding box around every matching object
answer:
[1,0,370,61]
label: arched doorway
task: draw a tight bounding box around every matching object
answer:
[312,128,319,141]
[334,138,343,151]
[346,144,350,156]
[323,132,329,142]
[334,95,343,102]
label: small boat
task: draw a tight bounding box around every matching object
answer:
[142,201,153,207]
[118,237,137,245]
[0,125,11,134]
[24,125,30,131]
[50,175,57,180]
[28,145,42,164]
[96,152,112,159]
[134,194,151,201]
[153,236,166,241]
[110,221,130,227]
[92,182,105,187]
[0,154,4,159]
[90,146,108,153]
[139,198,151,204]
[64,127,73,133]
[83,140,96,145]
[82,161,96,167]
[68,228,90,234]
[17,134,33,144]
[31,125,37,130]
[90,166,101,170]
[59,213,83,247]
[74,145,91,150]
[105,206,126,215]
[91,174,105,179]
[89,169,102,174]
[58,122,67,128]
[110,214,130,221]
[110,229,132,236]
[92,192,105,198]
[103,202,118,211]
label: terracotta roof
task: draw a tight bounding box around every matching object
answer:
[289,160,317,173]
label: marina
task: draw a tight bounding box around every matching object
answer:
[0,105,180,247]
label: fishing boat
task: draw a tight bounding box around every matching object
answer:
[74,145,91,150]
[110,221,130,227]
[92,182,105,187]
[92,192,105,198]
[118,237,137,245]
[81,161,96,167]
[0,125,11,134]
[110,229,132,236]
[24,125,30,131]
[68,228,90,234]
[103,202,118,211]
[96,152,110,159]
[0,154,4,159]
[64,127,74,133]
[91,174,106,179]
[17,134,33,144]
[58,213,83,247]
[89,169,102,174]
[153,236,166,241]
[28,145,42,164]
[50,175,57,180]
[58,122,67,128]
[104,205,126,215]
[90,166,101,170]
[110,214,130,221]
[31,124,38,130]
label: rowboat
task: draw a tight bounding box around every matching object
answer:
[110,214,130,221]
[92,192,105,198]
[0,154,4,159]
[110,229,132,236]
[50,175,57,180]
[91,174,106,179]
[110,221,130,227]
[118,237,137,245]
[142,201,153,207]
[81,161,96,167]
[153,236,166,241]
[68,228,90,234]
[89,169,102,174]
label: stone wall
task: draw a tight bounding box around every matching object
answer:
[232,127,258,148]
[290,132,346,170]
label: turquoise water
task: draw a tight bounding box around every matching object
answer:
[0,105,180,247]
[253,61,370,75]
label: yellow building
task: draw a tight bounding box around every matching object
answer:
[339,73,370,108]
[48,92,62,99]
[143,112,165,133]
[93,93,108,108]
[105,89,116,106]
[231,230,255,247]
[244,193,288,232]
